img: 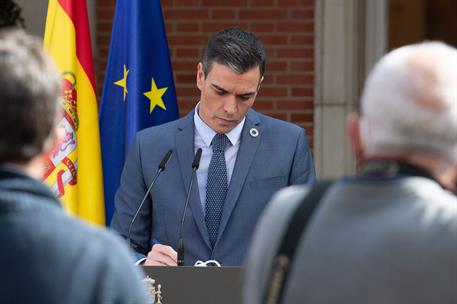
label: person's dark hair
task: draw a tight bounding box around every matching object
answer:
[0,0,25,29]
[202,28,266,78]
[0,29,61,163]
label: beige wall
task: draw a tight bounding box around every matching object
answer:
[314,0,387,178]
[14,0,96,50]
[15,0,48,37]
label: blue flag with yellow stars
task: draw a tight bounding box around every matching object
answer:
[99,0,179,224]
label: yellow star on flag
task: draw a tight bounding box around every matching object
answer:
[144,78,168,113]
[114,64,129,101]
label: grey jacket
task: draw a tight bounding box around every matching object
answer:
[244,176,457,304]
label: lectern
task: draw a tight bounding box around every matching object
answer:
[142,266,243,304]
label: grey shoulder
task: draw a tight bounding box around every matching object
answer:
[53,214,135,262]
[427,191,457,230]
[263,185,312,220]
[411,180,457,229]
[244,184,313,304]
[272,184,312,203]
[21,209,150,303]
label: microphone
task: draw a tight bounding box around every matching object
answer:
[127,149,173,250]
[177,148,202,266]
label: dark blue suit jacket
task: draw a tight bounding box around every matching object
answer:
[111,109,315,265]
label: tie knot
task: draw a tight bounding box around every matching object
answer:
[212,133,229,152]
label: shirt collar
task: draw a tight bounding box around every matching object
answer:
[193,102,245,147]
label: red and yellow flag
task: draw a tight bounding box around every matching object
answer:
[43,0,105,225]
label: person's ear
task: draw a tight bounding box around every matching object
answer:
[441,163,457,194]
[452,164,457,194]
[346,114,365,164]
[257,76,264,92]
[196,62,205,91]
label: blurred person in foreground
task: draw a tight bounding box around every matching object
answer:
[244,41,457,304]
[0,29,150,304]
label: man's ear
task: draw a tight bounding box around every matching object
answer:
[442,163,457,194]
[346,114,365,164]
[449,164,457,195]
[452,164,457,194]
[257,76,264,92]
[196,62,204,91]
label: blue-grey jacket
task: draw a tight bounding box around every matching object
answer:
[0,164,150,304]
[111,109,316,266]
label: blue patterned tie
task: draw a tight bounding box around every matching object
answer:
[205,133,230,247]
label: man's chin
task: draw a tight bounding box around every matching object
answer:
[213,119,238,133]
[213,124,235,134]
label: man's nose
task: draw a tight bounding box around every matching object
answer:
[224,96,237,114]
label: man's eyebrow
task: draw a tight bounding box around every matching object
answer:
[211,83,256,96]
[238,91,256,97]
[211,84,227,92]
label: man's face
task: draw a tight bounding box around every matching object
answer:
[196,61,263,134]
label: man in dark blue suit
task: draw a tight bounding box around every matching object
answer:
[112,28,316,266]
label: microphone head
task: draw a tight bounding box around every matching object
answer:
[158,149,173,171]
[192,148,202,170]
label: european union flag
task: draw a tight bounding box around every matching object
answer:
[99,0,179,224]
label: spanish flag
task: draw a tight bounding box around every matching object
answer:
[43,0,105,226]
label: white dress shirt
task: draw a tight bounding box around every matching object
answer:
[193,104,245,213]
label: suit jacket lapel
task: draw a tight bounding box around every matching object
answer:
[216,110,262,244]
[175,110,211,250]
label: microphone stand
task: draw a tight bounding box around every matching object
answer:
[127,150,173,249]
[177,148,202,266]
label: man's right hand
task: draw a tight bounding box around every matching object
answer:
[143,244,178,266]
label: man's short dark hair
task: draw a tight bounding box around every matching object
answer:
[0,29,61,162]
[202,28,266,78]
